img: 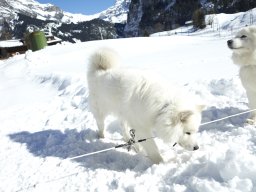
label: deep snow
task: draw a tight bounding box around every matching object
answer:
[1,10,256,192]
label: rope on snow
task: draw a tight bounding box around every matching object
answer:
[200,108,256,126]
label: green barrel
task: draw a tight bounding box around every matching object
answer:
[29,31,47,52]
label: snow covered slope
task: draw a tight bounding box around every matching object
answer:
[1,11,256,192]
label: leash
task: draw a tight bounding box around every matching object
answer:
[68,108,256,160]
[68,129,154,161]
[200,108,256,126]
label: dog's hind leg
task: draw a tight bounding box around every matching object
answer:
[96,117,105,138]
[89,97,106,138]
[90,107,106,138]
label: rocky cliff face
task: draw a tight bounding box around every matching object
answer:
[124,0,143,36]
[124,0,256,37]
[125,0,202,37]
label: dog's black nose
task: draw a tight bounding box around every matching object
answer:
[227,40,233,47]
[193,145,199,151]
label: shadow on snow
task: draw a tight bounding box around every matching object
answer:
[9,128,152,172]
[200,106,249,132]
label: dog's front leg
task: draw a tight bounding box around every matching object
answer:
[245,90,256,126]
[140,138,163,164]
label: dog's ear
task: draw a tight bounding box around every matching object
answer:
[179,111,193,123]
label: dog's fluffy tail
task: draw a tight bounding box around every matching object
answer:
[88,47,120,73]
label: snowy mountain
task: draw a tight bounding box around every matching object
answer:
[1,9,256,191]
[98,0,131,23]
[0,0,130,42]
[0,0,82,23]
[0,0,130,43]
[0,0,130,24]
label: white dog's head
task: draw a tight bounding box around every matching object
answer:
[158,104,204,151]
[227,25,256,65]
[227,26,256,51]
[176,106,204,151]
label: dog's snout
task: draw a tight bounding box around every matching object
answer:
[193,145,199,151]
[227,40,233,47]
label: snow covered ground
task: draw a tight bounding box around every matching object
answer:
[1,10,256,192]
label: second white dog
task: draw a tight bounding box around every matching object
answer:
[87,48,204,163]
[227,25,256,125]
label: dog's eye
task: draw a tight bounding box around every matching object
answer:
[240,35,247,39]
[185,132,191,135]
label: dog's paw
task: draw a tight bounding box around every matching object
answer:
[150,155,164,164]
[245,118,256,126]
[98,131,105,139]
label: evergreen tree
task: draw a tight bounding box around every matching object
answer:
[192,8,206,29]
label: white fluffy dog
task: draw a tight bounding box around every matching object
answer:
[227,26,256,125]
[87,48,204,163]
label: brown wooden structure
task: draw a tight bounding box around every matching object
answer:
[0,35,62,59]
